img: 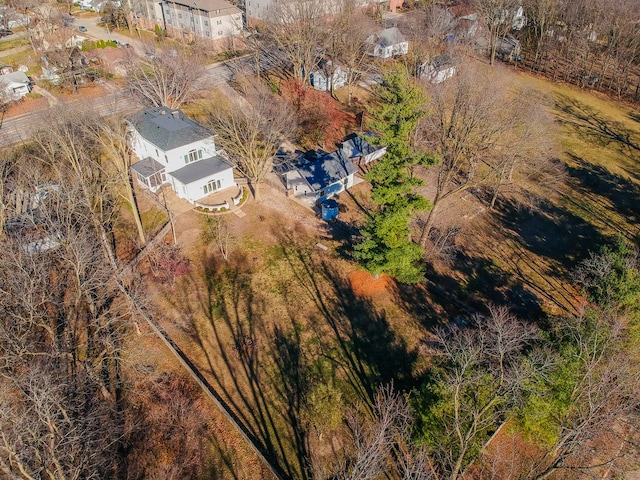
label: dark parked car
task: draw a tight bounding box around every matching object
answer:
[0,28,13,37]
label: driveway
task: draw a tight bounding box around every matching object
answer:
[70,13,145,55]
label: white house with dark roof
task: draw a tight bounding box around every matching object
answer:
[0,71,31,100]
[278,149,358,205]
[419,54,457,84]
[366,27,409,58]
[126,106,234,203]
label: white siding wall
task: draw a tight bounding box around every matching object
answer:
[165,138,217,172]
[171,167,235,202]
[128,131,217,173]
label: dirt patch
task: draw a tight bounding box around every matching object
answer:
[350,270,393,297]
[4,95,49,118]
[57,82,111,101]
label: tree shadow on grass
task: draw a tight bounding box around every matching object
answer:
[554,94,640,155]
[425,252,548,322]
[565,153,640,239]
[165,256,305,480]
[490,196,605,269]
[164,229,419,479]
[275,229,419,400]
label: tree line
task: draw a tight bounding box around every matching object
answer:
[0,109,212,479]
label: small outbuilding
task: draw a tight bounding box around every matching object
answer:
[419,54,457,84]
[310,61,347,92]
[496,36,521,62]
[338,133,387,166]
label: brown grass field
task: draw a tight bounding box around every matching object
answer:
[132,69,640,478]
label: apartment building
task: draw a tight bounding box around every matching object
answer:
[140,0,243,44]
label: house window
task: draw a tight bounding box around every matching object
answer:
[217,19,221,24]
[164,154,168,163]
[184,149,201,164]
[205,31,210,37]
[204,20,208,26]
[218,30,223,35]
[203,179,222,194]
[155,148,159,157]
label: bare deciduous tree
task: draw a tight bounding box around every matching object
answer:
[262,0,329,84]
[0,368,121,480]
[313,384,435,480]
[322,0,377,104]
[417,64,553,243]
[420,306,539,480]
[126,50,204,109]
[473,0,521,65]
[31,108,118,269]
[202,215,233,261]
[86,116,146,246]
[207,86,295,201]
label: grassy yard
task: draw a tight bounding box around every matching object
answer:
[0,36,30,53]
[518,73,640,238]
[137,66,640,479]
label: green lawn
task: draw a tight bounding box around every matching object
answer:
[0,36,30,53]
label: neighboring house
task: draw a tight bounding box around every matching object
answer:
[277,134,386,204]
[310,61,347,92]
[126,106,235,203]
[511,5,525,30]
[64,33,89,49]
[447,4,481,43]
[84,47,129,77]
[278,149,358,204]
[139,0,242,46]
[366,27,408,58]
[0,7,29,29]
[496,36,520,61]
[0,71,31,100]
[419,53,457,84]
[338,133,387,167]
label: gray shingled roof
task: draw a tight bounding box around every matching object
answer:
[368,27,406,47]
[126,106,214,152]
[169,156,232,185]
[296,150,357,192]
[169,0,241,15]
[131,157,165,178]
[339,134,385,159]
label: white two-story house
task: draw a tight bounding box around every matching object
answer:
[127,106,235,203]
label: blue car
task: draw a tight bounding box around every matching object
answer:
[78,25,87,32]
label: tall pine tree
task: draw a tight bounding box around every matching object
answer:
[354,65,433,283]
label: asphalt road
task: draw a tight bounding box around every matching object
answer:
[0,89,137,147]
[0,15,288,149]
